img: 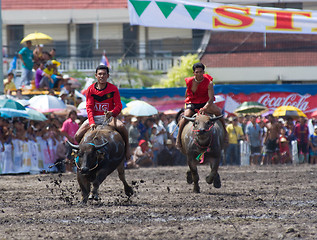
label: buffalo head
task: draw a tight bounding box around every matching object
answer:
[183,114,223,145]
[67,141,108,174]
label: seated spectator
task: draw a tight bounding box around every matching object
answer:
[49,68,63,90]
[157,139,187,166]
[3,72,16,94]
[127,139,153,168]
[39,61,54,89]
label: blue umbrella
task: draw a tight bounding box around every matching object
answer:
[0,99,25,110]
[121,100,127,109]
[0,108,29,118]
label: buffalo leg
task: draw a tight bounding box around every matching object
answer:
[77,172,91,204]
[188,160,200,193]
[91,169,109,201]
[206,157,221,188]
[117,161,133,197]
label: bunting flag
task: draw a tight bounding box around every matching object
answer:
[128,0,317,34]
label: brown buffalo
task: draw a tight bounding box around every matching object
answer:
[180,113,225,193]
[68,125,133,204]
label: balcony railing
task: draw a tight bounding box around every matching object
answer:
[4,57,181,75]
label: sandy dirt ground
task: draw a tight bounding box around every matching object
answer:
[0,164,317,240]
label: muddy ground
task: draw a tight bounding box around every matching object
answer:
[0,164,316,240]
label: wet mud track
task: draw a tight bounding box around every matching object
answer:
[0,165,316,239]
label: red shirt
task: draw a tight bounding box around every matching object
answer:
[184,74,213,104]
[86,82,122,125]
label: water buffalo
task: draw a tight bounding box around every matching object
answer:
[68,125,133,204]
[180,113,225,193]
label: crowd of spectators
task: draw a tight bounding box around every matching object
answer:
[0,104,317,174]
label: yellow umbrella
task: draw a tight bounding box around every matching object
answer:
[21,32,53,45]
[273,106,307,118]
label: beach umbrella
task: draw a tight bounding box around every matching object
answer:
[54,104,80,116]
[0,108,29,118]
[273,106,307,118]
[20,32,53,45]
[29,95,66,113]
[122,100,158,116]
[0,98,26,110]
[234,101,268,115]
[25,108,47,121]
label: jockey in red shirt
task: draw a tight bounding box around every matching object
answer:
[176,62,227,149]
[75,65,130,160]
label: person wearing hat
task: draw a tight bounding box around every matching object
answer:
[128,117,140,156]
[309,125,317,164]
[278,127,291,164]
[129,139,153,168]
[39,61,54,89]
[18,40,34,86]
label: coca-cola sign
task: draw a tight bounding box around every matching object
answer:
[224,92,317,118]
[258,93,311,111]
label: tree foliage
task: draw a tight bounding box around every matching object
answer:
[155,54,200,88]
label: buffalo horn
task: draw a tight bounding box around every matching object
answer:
[209,114,223,121]
[66,140,79,150]
[94,142,108,150]
[183,115,196,122]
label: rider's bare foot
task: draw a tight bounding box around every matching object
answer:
[176,140,182,150]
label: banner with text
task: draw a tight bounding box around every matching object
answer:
[128,0,317,34]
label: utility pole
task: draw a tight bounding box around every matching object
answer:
[0,0,3,94]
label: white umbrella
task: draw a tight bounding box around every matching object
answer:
[29,95,66,113]
[77,101,86,110]
[122,100,158,116]
[214,95,225,103]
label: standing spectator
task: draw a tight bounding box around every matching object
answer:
[33,44,44,64]
[294,117,309,163]
[61,110,79,173]
[18,40,34,86]
[153,115,166,151]
[245,115,262,165]
[309,126,317,164]
[167,115,178,143]
[278,128,291,164]
[128,117,140,157]
[137,117,147,141]
[49,48,56,60]
[3,72,16,94]
[226,117,244,165]
[262,114,280,165]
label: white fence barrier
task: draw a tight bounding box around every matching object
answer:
[240,140,250,166]
[0,138,60,175]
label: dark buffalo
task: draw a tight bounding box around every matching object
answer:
[180,113,225,193]
[68,125,133,204]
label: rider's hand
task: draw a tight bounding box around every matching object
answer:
[90,124,96,130]
[104,111,113,119]
[199,108,207,115]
